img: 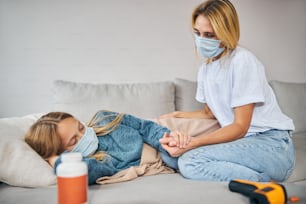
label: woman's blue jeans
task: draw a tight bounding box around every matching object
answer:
[177,129,295,182]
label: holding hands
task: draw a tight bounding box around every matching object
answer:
[159,131,192,157]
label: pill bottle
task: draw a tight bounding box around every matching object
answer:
[56,152,88,204]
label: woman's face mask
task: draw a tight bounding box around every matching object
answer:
[71,126,99,157]
[194,34,225,59]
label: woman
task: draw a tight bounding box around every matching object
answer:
[25,110,190,185]
[160,0,295,182]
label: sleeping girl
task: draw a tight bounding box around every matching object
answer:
[25,110,190,185]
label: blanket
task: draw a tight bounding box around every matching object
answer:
[96,143,174,184]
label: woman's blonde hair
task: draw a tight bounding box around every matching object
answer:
[25,111,124,160]
[192,0,240,57]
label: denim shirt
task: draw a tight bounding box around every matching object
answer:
[54,111,172,185]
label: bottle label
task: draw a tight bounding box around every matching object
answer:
[57,175,88,204]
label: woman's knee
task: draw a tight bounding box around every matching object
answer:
[177,153,212,180]
[178,154,197,179]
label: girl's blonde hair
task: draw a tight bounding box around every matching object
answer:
[25,111,124,160]
[192,0,240,58]
[87,111,124,136]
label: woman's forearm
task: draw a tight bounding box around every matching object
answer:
[188,123,247,149]
[160,123,247,157]
[160,104,215,119]
[179,104,254,154]
[173,110,212,119]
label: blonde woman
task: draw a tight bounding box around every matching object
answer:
[25,110,189,185]
[160,0,295,182]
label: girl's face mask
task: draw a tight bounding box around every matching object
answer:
[194,34,224,59]
[71,126,98,157]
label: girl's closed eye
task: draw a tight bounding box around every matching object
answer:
[79,122,85,133]
[67,136,78,147]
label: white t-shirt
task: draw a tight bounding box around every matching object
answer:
[196,46,294,136]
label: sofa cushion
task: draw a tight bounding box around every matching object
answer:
[287,132,306,182]
[0,174,250,204]
[174,78,203,111]
[53,80,175,122]
[0,114,56,187]
[269,81,306,134]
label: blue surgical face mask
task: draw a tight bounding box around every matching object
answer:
[71,126,98,157]
[194,34,225,59]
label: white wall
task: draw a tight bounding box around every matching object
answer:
[1,0,305,117]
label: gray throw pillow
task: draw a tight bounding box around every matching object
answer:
[174,78,203,112]
[53,80,175,122]
[269,80,306,134]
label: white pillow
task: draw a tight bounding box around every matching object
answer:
[53,80,175,122]
[0,114,57,187]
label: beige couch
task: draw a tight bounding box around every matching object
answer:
[0,78,305,204]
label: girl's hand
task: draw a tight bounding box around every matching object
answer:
[159,132,191,157]
[47,155,59,167]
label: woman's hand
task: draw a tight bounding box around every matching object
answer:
[170,131,191,148]
[47,155,59,167]
[159,107,214,120]
[158,111,179,119]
